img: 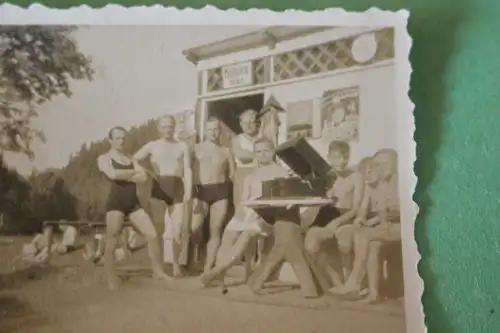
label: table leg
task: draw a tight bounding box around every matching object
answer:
[279,223,319,298]
[247,236,286,290]
[178,200,192,266]
[248,222,320,298]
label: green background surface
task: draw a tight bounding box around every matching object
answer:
[3,0,500,332]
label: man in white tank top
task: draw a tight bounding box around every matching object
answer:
[231,109,260,167]
[133,116,192,277]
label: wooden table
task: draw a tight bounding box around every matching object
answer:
[242,197,334,298]
[242,197,333,208]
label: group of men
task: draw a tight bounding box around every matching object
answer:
[97,114,236,289]
[97,109,401,304]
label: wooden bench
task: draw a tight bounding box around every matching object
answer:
[380,241,404,299]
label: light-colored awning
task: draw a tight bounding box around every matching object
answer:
[182,26,334,65]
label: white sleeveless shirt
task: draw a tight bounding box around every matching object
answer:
[234,133,258,167]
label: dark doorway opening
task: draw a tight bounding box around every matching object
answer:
[205,93,264,147]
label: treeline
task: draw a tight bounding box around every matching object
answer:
[1,111,198,234]
[0,157,37,233]
[59,118,161,222]
[0,118,162,233]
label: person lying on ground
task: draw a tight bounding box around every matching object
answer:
[21,225,81,263]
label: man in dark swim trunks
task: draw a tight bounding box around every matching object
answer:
[191,117,235,274]
[97,126,172,289]
[133,116,192,277]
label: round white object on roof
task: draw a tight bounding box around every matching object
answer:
[351,33,378,63]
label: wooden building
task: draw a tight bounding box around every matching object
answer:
[182,25,397,282]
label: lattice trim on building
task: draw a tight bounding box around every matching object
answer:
[273,28,395,81]
[204,28,395,92]
[206,67,223,92]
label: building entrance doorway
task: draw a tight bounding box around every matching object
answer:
[205,93,264,147]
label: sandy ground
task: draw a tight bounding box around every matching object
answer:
[0,237,406,333]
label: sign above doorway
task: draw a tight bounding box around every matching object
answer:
[221,61,253,89]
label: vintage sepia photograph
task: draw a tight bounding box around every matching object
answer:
[0,6,420,333]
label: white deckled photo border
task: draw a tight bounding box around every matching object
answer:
[0,4,421,333]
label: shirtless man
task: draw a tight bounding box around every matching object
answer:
[201,138,319,298]
[191,117,235,273]
[330,148,400,303]
[303,141,366,286]
[133,116,192,277]
[97,126,171,289]
[199,137,286,289]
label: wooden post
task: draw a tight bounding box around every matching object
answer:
[42,224,54,264]
[178,199,192,266]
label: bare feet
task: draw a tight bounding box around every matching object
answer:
[327,284,345,294]
[152,270,173,282]
[173,264,187,278]
[200,267,225,288]
[355,294,380,305]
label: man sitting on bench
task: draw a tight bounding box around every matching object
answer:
[330,149,400,304]
[200,138,319,298]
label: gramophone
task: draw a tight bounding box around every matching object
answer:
[261,136,335,199]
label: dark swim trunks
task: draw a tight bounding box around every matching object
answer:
[151,176,184,205]
[105,159,142,215]
[193,182,232,205]
[310,205,342,228]
[253,206,302,226]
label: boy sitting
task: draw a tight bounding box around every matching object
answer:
[330,148,400,303]
[303,141,367,286]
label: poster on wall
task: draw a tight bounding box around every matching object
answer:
[320,86,359,144]
[286,99,314,140]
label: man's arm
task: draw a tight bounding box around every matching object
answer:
[182,142,193,199]
[324,173,366,234]
[227,148,236,180]
[231,137,255,164]
[132,142,152,162]
[97,155,136,181]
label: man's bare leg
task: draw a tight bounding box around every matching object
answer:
[304,227,342,287]
[204,199,228,273]
[169,202,187,277]
[104,211,125,290]
[331,229,371,294]
[336,225,356,279]
[191,199,209,268]
[201,230,255,287]
[357,240,382,304]
[129,209,172,282]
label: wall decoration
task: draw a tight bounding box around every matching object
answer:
[286,99,314,140]
[320,86,359,143]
